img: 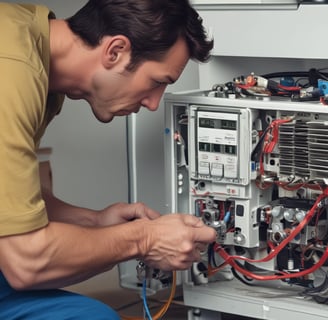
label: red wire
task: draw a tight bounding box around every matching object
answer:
[257,117,293,178]
[235,83,300,93]
[212,190,328,281]
[218,246,328,281]
[263,118,293,154]
[278,84,301,91]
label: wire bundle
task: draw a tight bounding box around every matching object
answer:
[208,190,328,283]
[120,271,177,320]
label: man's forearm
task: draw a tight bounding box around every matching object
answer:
[42,188,98,227]
[0,220,145,290]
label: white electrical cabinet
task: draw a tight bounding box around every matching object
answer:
[164,90,328,319]
[162,2,328,319]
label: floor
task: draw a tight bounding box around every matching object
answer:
[88,284,259,319]
[67,268,259,319]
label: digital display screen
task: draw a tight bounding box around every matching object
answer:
[199,118,237,130]
[221,120,237,130]
[199,118,216,128]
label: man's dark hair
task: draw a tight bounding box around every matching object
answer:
[66,0,213,71]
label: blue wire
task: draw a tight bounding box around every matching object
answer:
[142,279,153,320]
[224,211,231,224]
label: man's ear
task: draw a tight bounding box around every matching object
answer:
[102,35,131,69]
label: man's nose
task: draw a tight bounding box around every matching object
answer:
[141,87,167,111]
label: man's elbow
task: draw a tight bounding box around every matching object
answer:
[2,266,38,290]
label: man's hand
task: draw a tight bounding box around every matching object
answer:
[138,213,217,271]
[96,202,161,227]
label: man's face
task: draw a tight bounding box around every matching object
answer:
[87,38,190,123]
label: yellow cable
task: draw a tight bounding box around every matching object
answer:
[121,271,177,320]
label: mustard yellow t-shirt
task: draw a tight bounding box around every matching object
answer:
[0,3,64,236]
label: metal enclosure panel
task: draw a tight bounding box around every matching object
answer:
[164,90,328,319]
[183,280,328,320]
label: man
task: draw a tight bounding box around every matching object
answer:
[0,0,216,318]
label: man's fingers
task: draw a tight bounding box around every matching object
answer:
[180,214,217,243]
[182,214,205,227]
[194,226,217,244]
[132,202,161,220]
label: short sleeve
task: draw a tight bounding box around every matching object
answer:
[0,58,49,236]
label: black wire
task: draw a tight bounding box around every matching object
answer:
[250,125,271,162]
[261,69,328,87]
[261,71,328,79]
[208,243,218,267]
[231,268,255,286]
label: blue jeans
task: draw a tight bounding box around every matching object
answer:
[0,272,120,319]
